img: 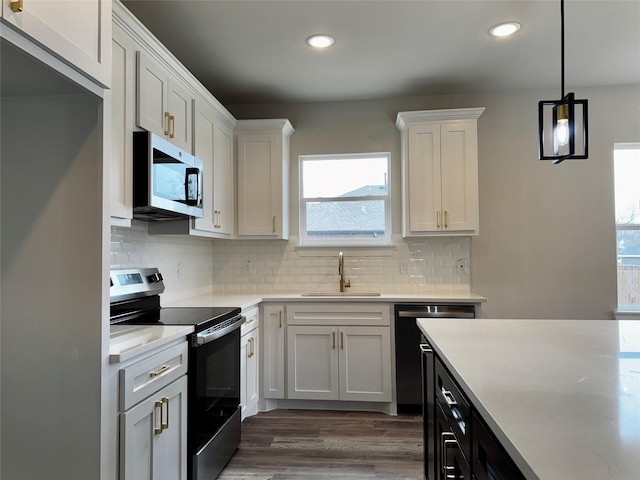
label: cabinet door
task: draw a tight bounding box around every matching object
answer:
[240,327,260,420]
[237,132,281,237]
[240,331,249,416]
[262,305,285,399]
[246,328,260,416]
[339,326,392,402]
[193,102,234,237]
[213,120,234,235]
[406,123,442,233]
[287,325,339,400]
[193,101,218,233]
[2,0,110,86]
[120,376,188,480]
[167,78,192,152]
[111,22,136,222]
[137,51,168,139]
[440,121,478,232]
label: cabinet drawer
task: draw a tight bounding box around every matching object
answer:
[435,358,471,460]
[287,303,391,326]
[241,307,259,336]
[119,341,188,411]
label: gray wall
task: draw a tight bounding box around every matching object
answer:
[229,84,640,319]
[1,52,105,479]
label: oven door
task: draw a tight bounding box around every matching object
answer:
[189,321,242,480]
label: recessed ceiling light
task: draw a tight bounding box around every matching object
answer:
[306,34,335,49]
[488,22,521,38]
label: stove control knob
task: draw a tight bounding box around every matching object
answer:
[148,272,164,283]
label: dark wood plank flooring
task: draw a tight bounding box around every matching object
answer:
[218,410,423,479]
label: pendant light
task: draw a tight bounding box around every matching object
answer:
[538,0,588,163]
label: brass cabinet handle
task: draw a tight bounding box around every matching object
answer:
[278,310,283,328]
[161,396,169,431]
[164,112,171,136]
[247,337,255,358]
[444,210,449,229]
[154,400,163,434]
[272,215,277,233]
[340,331,344,349]
[436,211,441,229]
[332,331,336,349]
[169,115,175,138]
[149,364,170,377]
[10,0,23,12]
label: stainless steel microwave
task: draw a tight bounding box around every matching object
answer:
[133,131,203,221]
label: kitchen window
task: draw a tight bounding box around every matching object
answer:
[299,153,391,246]
[614,143,640,312]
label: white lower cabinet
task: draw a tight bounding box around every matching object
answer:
[286,304,392,403]
[117,341,189,480]
[120,376,188,480]
[261,304,286,399]
[240,307,260,420]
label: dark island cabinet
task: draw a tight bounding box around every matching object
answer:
[422,343,526,480]
[472,412,526,480]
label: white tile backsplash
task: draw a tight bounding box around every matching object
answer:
[111,224,471,301]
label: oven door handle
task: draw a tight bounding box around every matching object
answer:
[193,315,246,347]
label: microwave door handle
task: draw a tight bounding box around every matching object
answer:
[185,168,199,206]
[197,168,203,207]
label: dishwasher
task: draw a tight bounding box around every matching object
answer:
[394,304,475,414]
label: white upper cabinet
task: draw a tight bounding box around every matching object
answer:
[236,119,294,239]
[192,100,235,238]
[397,108,484,236]
[110,19,136,224]
[1,0,111,87]
[137,50,193,152]
[113,0,237,235]
[148,99,236,238]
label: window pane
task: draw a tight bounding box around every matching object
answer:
[302,157,388,198]
[615,144,640,311]
[306,200,385,240]
[614,146,640,225]
[618,229,640,309]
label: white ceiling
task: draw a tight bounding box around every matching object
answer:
[123,0,640,105]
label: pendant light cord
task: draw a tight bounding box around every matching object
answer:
[560,0,565,97]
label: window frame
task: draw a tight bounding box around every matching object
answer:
[614,142,640,313]
[298,152,392,247]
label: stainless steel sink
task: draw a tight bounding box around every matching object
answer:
[301,292,381,297]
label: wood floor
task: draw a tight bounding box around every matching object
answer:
[218,410,424,480]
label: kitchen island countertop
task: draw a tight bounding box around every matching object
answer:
[417,318,640,480]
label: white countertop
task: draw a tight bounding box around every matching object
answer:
[109,324,194,363]
[164,292,487,310]
[417,318,640,480]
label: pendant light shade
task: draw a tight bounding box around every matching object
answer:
[538,0,589,164]
[539,93,588,162]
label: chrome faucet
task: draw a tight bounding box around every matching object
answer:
[338,251,351,292]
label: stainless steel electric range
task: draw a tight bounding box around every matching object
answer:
[110,267,245,480]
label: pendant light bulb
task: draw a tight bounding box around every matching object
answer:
[555,104,569,146]
[555,118,569,146]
